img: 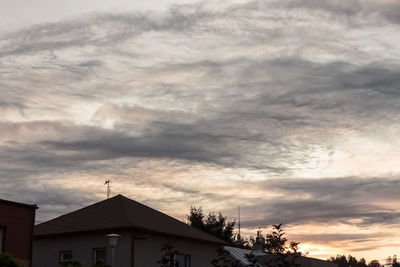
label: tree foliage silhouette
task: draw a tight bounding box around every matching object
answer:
[386,255,400,267]
[368,260,380,267]
[264,224,288,254]
[258,224,301,267]
[187,206,235,244]
[328,254,382,267]
[157,242,178,267]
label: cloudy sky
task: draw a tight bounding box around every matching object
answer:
[1,0,400,262]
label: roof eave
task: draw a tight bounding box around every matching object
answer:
[34,226,226,246]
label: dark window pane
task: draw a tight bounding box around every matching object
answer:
[60,250,73,261]
[93,247,107,264]
[175,254,190,267]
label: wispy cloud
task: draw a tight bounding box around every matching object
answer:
[1,0,400,260]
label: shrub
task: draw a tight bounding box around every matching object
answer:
[59,259,84,267]
[0,253,22,267]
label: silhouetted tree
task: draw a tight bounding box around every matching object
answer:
[367,260,380,267]
[387,255,400,267]
[264,224,288,254]
[359,258,367,267]
[329,255,347,267]
[187,206,236,244]
[259,224,300,267]
[329,254,376,267]
[233,236,252,249]
[187,207,206,231]
[157,242,178,267]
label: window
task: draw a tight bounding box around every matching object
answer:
[0,226,4,252]
[59,250,73,261]
[175,253,191,267]
[93,247,107,264]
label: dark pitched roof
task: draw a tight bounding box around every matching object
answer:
[34,194,224,244]
[0,198,37,210]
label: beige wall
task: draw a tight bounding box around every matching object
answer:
[33,231,132,267]
[133,234,220,267]
[33,231,220,267]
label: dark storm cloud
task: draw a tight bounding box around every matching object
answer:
[263,177,400,201]
[227,0,400,27]
[0,101,25,110]
[150,57,400,124]
[2,183,98,208]
[0,119,295,173]
[270,0,400,24]
[1,179,99,223]
[242,199,400,227]
[0,5,213,57]
[42,127,231,164]
[2,0,399,58]
[236,177,400,228]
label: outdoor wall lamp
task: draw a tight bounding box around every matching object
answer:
[106,233,121,266]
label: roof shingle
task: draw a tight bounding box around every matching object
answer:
[34,194,224,244]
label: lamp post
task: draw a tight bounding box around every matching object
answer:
[107,234,121,266]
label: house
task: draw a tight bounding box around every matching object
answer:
[223,246,338,267]
[33,194,225,267]
[223,246,266,266]
[0,198,37,267]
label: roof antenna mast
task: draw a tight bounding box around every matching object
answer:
[105,179,111,199]
[238,205,241,241]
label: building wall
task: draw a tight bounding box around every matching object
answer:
[0,200,36,267]
[133,233,220,267]
[33,231,132,267]
[33,231,221,267]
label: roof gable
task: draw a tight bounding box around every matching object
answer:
[35,194,224,244]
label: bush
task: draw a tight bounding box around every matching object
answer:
[59,259,84,267]
[92,259,112,267]
[0,253,22,267]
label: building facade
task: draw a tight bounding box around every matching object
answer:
[33,195,224,267]
[34,231,220,267]
[0,198,37,267]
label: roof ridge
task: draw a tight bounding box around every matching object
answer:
[122,195,192,225]
[118,195,135,227]
[120,195,225,242]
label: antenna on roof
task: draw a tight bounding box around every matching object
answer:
[238,205,241,241]
[105,179,111,199]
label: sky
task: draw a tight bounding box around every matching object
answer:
[1,0,400,262]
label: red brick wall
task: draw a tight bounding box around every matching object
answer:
[0,200,36,267]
